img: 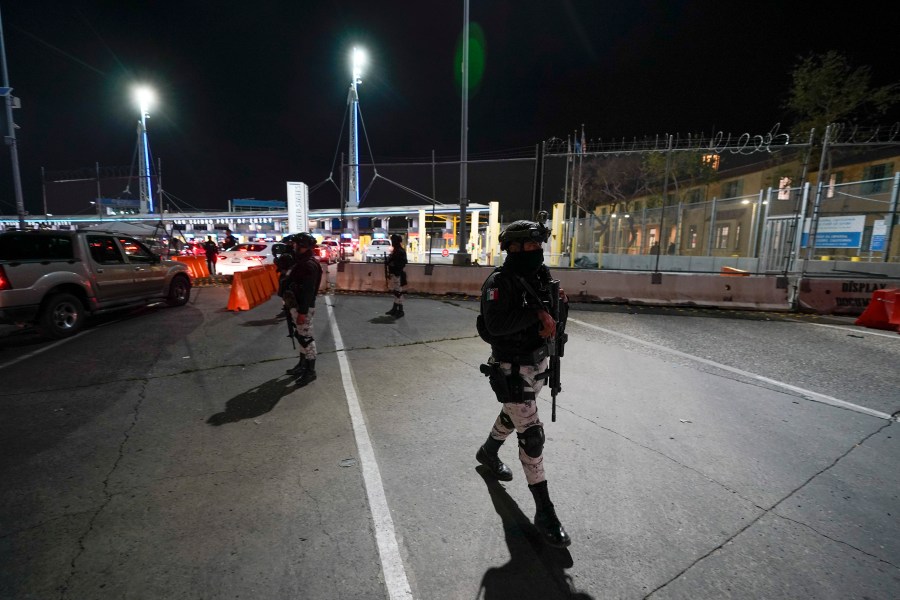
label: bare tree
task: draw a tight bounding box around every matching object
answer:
[785,51,900,137]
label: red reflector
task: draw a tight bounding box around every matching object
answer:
[0,266,10,290]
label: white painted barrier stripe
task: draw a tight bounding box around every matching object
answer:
[325,296,413,600]
[568,317,896,422]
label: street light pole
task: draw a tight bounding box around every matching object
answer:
[134,86,155,214]
[348,47,365,208]
[456,0,470,264]
[0,7,25,230]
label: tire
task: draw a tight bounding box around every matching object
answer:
[38,293,86,339]
[166,274,191,307]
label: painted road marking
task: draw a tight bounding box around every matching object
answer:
[325,295,413,600]
[568,317,896,422]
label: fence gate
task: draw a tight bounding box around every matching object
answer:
[760,216,801,272]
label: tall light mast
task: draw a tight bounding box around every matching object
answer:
[347,47,366,207]
[457,0,470,263]
[134,86,155,214]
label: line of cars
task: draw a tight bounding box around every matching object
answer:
[179,234,382,278]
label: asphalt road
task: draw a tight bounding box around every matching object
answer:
[1,282,898,600]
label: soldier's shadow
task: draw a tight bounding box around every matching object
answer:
[370,315,398,324]
[476,466,594,600]
[206,375,301,426]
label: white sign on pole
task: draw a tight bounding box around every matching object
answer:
[286,181,309,234]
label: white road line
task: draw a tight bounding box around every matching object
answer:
[794,320,900,339]
[568,317,896,422]
[325,296,413,600]
[0,328,94,371]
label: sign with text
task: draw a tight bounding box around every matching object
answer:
[801,215,865,248]
[286,181,309,235]
[869,219,886,252]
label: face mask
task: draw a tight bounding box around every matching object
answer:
[505,248,543,274]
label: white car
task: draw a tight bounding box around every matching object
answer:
[216,241,290,276]
[364,238,393,262]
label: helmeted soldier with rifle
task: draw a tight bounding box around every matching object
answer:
[474,213,571,548]
[384,233,408,318]
[283,233,323,387]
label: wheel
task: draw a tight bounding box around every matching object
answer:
[166,274,191,307]
[38,293,86,339]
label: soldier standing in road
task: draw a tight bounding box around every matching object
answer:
[385,233,408,318]
[475,219,571,548]
[284,233,323,386]
[203,236,219,276]
[223,229,237,250]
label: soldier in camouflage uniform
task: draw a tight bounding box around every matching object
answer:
[475,219,571,548]
[385,233,408,318]
[284,233,323,387]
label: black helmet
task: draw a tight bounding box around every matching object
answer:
[499,218,550,250]
[390,234,402,247]
[290,232,318,249]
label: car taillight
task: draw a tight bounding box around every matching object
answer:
[0,266,10,290]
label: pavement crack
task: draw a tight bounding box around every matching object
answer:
[643,419,896,597]
[57,380,148,600]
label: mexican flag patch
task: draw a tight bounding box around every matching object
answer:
[485,287,499,301]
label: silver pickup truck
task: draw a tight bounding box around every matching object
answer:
[0,229,191,338]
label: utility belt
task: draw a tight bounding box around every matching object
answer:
[490,343,549,365]
[480,346,549,404]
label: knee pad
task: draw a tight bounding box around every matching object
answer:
[298,335,313,348]
[518,425,545,458]
[393,290,402,299]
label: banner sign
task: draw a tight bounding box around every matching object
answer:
[801,215,865,248]
[286,181,309,234]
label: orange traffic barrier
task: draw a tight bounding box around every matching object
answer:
[226,267,276,311]
[264,264,279,289]
[171,255,209,278]
[854,288,900,332]
[721,266,749,276]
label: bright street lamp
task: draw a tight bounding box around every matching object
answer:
[132,85,156,213]
[347,47,366,208]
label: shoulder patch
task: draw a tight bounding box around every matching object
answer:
[485,287,499,301]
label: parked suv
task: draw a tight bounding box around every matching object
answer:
[0,229,192,338]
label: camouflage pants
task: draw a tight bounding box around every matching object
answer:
[487,356,549,485]
[288,307,316,360]
[388,273,405,305]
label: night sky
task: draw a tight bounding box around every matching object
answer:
[1,1,897,217]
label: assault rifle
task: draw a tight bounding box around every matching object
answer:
[547,278,568,422]
[283,290,301,349]
[285,313,299,349]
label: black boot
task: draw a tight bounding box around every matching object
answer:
[529,480,571,548]
[386,303,399,316]
[295,359,317,387]
[476,436,513,481]
[286,356,306,375]
[394,304,404,318]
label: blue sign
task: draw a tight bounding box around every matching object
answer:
[801,215,865,249]
[869,220,886,251]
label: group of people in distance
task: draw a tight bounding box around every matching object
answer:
[276,221,571,548]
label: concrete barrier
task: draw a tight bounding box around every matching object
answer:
[335,263,794,312]
[796,278,900,315]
